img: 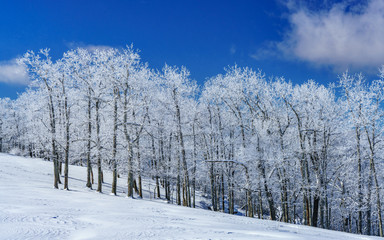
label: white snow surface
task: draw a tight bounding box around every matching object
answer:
[0,153,379,240]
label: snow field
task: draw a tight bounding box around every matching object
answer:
[0,153,380,240]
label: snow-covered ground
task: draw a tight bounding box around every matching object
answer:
[0,153,379,240]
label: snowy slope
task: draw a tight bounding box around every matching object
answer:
[0,153,379,240]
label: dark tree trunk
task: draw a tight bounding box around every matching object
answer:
[86,90,92,189]
[312,194,320,227]
[96,99,102,193]
[111,87,118,195]
[60,76,70,191]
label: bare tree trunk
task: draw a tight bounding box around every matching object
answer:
[173,88,190,207]
[366,125,383,237]
[158,129,166,200]
[210,162,216,211]
[111,87,118,195]
[228,131,235,215]
[62,79,70,190]
[257,147,275,220]
[137,136,143,198]
[372,164,383,237]
[228,169,234,215]
[150,132,160,199]
[165,133,172,202]
[44,79,59,189]
[325,192,330,229]
[192,120,197,208]
[123,86,134,198]
[312,193,320,227]
[245,166,253,218]
[96,99,102,193]
[216,175,220,211]
[278,169,289,223]
[177,157,181,205]
[221,172,225,212]
[367,168,373,235]
[127,143,133,197]
[86,90,93,189]
[356,126,363,234]
[257,185,263,219]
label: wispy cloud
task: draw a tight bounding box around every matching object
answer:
[65,41,114,51]
[0,59,29,85]
[250,42,279,60]
[278,0,384,70]
[230,45,236,55]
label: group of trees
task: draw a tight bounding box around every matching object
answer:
[1,46,384,236]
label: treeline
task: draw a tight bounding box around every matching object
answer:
[1,47,384,236]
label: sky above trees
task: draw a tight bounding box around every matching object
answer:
[1,0,383,99]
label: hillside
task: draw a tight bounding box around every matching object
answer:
[0,153,380,240]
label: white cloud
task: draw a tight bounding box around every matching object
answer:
[0,60,29,85]
[278,0,384,70]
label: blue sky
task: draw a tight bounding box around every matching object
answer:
[1,0,383,99]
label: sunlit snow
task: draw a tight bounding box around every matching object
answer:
[0,153,379,240]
